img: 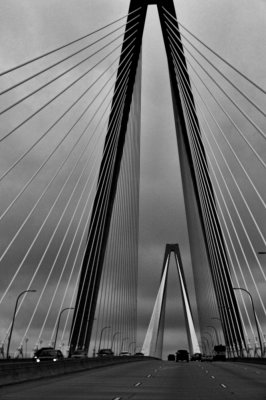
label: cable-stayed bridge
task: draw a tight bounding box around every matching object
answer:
[0,0,265,379]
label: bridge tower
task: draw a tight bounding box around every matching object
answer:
[70,0,246,354]
[141,244,201,358]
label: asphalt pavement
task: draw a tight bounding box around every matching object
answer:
[0,359,265,399]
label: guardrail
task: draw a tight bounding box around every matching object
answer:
[0,356,151,387]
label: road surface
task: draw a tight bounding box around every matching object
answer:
[0,359,265,399]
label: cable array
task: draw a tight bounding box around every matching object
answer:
[162,7,266,355]
[91,73,140,354]
[0,8,140,357]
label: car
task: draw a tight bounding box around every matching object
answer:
[97,348,114,357]
[191,352,202,361]
[201,354,213,362]
[119,351,131,356]
[134,352,144,356]
[71,349,88,358]
[213,345,226,361]
[167,354,175,361]
[34,349,64,362]
[176,349,189,362]
[33,347,54,359]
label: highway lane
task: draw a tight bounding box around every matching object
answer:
[198,361,266,399]
[0,359,265,399]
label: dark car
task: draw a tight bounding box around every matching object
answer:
[98,348,114,357]
[33,347,54,360]
[134,352,144,356]
[167,354,175,361]
[34,349,64,362]
[191,352,202,361]
[213,345,226,361]
[176,349,189,362]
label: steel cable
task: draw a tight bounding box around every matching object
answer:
[0,13,140,97]
[162,6,266,95]
[0,7,141,76]
[165,21,266,141]
[171,46,266,328]
[0,21,140,116]
[0,28,137,144]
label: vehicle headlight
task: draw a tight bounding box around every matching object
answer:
[36,358,40,363]
[53,358,57,362]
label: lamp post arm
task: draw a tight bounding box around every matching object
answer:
[233,287,263,355]
[111,331,120,351]
[7,290,36,358]
[128,341,136,353]
[207,326,219,345]
[54,307,74,349]
[120,337,128,354]
[98,326,110,353]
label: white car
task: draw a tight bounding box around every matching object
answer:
[71,349,88,358]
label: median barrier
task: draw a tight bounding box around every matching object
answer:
[0,356,152,386]
[228,357,266,365]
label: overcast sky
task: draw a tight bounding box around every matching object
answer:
[0,0,265,358]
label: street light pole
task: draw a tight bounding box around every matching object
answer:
[120,337,128,354]
[111,331,120,355]
[204,331,214,350]
[98,326,111,354]
[233,287,263,356]
[207,325,219,345]
[25,337,29,358]
[202,337,210,355]
[54,307,75,349]
[128,341,136,354]
[211,316,225,343]
[6,289,36,359]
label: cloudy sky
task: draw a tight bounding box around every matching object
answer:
[0,0,265,358]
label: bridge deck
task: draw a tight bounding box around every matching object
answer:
[0,359,265,399]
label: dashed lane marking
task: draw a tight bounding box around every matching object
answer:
[147,374,152,378]
[211,375,215,379]
[134,382,142,387]
[220,384,227,389]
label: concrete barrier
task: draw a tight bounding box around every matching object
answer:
[0,356,152,386]
[228,357,266,365]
